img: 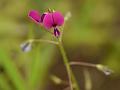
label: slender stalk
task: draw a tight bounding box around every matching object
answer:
[70,62,113,75]
[58,41,80,90]
[70,62,96,68]
[29,39,59,45]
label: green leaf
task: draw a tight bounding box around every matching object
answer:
[0,49,26,90]
[28,44,55,90]
[0,74,12,90]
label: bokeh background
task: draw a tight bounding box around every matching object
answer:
[0,0,120,90]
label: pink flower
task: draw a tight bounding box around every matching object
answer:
[43,11,64,37]
[28,10,64,37]
[43,11,64,29]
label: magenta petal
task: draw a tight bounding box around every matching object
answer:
[28,10,41,23]
[43,13,53,29]
[53,11,64,26]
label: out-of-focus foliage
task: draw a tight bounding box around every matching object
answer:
[0,0,120,90]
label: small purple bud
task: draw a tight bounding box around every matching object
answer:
[54,28,60,37]
[20,42,32,52]
[28,10,41,24]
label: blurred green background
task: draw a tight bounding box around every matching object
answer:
[0,0,120,90]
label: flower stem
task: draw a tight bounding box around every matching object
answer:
[70,61,96,68]
[58,41,80,90]
[29,39,59,45]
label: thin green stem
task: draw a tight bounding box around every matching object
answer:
[58,41,80,90]
[70,61,96,68]
[29,39,59,45]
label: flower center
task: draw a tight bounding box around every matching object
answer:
[52,24,57,27]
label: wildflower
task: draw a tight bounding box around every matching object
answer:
[28,9,64,37]
[43,11,64,37]
[96,64,113,75]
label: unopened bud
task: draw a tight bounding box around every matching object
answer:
[96,64,113,75]
[20,41,32,52]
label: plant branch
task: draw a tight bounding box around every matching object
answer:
[70,61,96,68]
[58,41,80,90]
[29,39,59,45]
[70,61,113,75]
